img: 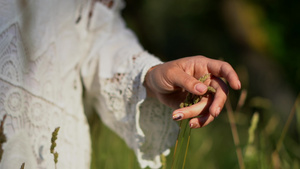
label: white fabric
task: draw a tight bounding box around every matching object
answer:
[0,0,178,169]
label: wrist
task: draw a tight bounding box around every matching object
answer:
[143,66,157,98]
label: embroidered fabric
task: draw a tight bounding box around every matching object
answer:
[0,0,178,169]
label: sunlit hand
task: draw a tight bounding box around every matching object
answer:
[144,56,241,128]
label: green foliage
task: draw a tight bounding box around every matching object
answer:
[88,112,140,169]
[171,119,191,169]
[88,1,300,168]
[88,90,300,169]
[123,0,300,92]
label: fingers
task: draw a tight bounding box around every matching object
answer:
[189,113,215,128]
[172,97,211,121]
[170,68,208,95]
[208,77,228,117]
[207,59,241,90]
[173,107,216,129]
[172,76,229,128]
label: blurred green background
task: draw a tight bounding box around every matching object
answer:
[88,0,300,168]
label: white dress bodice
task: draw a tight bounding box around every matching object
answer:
[0,0,178,169]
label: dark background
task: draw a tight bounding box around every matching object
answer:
[122,0,300,112]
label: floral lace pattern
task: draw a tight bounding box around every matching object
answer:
[0,22,91,169]
[0,0,178,168]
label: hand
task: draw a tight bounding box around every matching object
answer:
[144,56,241,128]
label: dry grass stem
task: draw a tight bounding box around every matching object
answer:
[0,115,7,163]
[275,93,300,152]
[236,89,247,112]
[225,99,245,169]
[51,127,60,169]
[161,154,167,169]
[248,112,259,144]
[20,163,25,169]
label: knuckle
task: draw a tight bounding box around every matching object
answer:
[222,62,234,72]
[182,76,195,91]
[182,76,192,84]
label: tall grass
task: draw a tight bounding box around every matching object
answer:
[88,112,140,169]
[88,92,300,169]
[171,119,191,169]
[171,73,214,169]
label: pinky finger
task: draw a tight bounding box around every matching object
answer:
[189,113,215,128]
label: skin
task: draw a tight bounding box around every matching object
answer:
[144,55,241,129]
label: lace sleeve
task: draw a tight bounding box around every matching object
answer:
[81,1,178,168]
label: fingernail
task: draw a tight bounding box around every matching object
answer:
[173,113,183,121]
[195,83,207,93]
[237,80,241,89]
[189,123,194,128]
[215,107,221,117]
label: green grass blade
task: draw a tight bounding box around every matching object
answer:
[171,121,181,168]
[171,119,191,169]
[182,128,192,169]
[171,73,212,169]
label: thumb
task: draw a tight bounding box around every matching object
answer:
[171,69,208,95]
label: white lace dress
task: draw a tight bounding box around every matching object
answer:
[0,0,178,168]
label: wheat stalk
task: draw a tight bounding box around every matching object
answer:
[171,73,215,169]
[51,127,60,169]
